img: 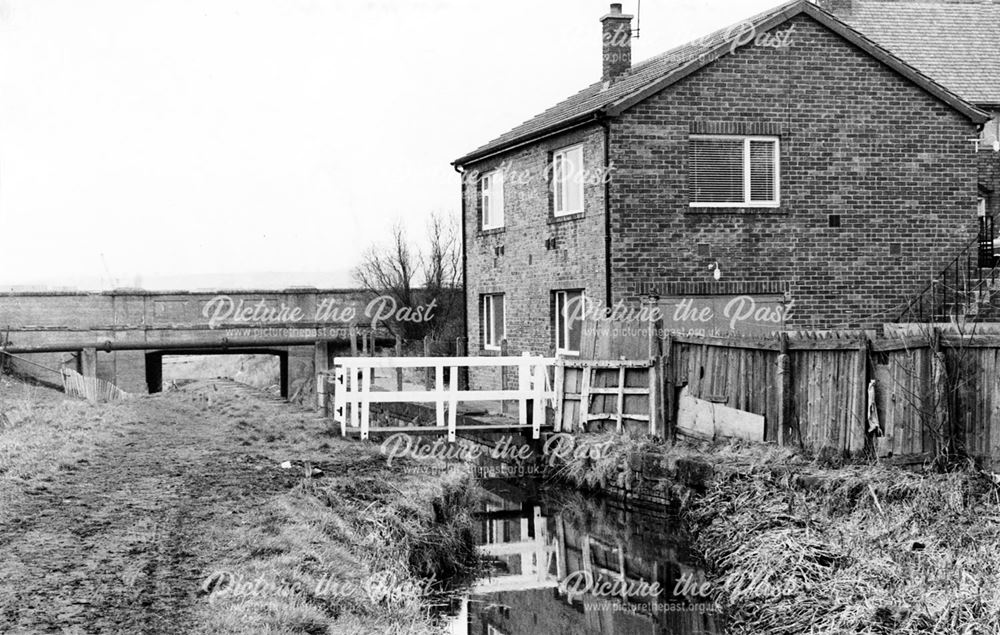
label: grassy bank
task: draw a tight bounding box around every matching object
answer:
[0,375,131,511]
[192,458,482,635]
[555,434,1000,634]
[0,375,481,634]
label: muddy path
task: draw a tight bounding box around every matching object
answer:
[0,381,326,634]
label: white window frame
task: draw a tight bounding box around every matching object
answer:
[552,144,585,217]
[688,135,781,208]
[481,169,505,230]
[554,289,584,356]
[482,294,505,351]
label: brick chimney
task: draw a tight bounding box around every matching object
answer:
[601,3,633,82]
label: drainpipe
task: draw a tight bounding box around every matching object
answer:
[454,164,469,349]
[600,117,613,307]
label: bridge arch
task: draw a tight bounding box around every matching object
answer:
[145,348,289,397]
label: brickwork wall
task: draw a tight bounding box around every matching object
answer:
[462,126,609,387]
[608,15,981,328]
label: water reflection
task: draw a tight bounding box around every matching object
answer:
[450,480,724,635]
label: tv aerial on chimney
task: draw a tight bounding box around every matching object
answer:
[634,0,641,38]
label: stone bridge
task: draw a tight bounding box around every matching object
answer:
[0,288,389,398]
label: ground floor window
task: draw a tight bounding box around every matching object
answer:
[482,294,505,351]
[554,289,584,355]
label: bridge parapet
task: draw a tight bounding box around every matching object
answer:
[0,288,386,398]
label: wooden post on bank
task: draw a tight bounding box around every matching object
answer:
[776,332,794,447]
[850,334,869,454]
[315,341,330,414]
[395,334,404,391]
[424,335,432,390]
[663,333,674,441]
[646,304,662,437]
[349,325,358,357]
[500,339,510,417]
[930,328,949,456]
[456,336,468,390]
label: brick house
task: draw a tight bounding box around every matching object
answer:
[815,0,1000,248]
[452,0,991,374]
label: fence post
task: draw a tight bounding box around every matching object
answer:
[395,335,404,391]
[448,365,459,442]
[333,364,346,436]
[456,336,468,391]
[349,326,358,357]
[776,333,794,447]
[424,335,433,390]
[436,363,445,428]
[850,334,869,454]
[553,360,565,432]
[315,341,330,413]
[518,351,531,426]
[532,358,544,439]
[931,328,950,456]
[500,339,510,417]
[360,365,371,440]
[663,334,674,441]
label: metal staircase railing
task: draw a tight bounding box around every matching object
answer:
[898,221,1000,323]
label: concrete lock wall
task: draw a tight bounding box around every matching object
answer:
[0,289,369,397]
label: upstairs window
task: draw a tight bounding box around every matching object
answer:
[481,170,505,230]
[689,136,780,207]
[552,145,584,216]
[554,289,584,355]
[482,294,505,351]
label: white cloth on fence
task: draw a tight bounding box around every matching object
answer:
[866,379,882,434]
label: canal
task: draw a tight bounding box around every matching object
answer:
[447,477,725,634]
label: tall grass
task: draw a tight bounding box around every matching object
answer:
[552,432,1000,634]
[689,466,1000,634]
[193,459,483,635]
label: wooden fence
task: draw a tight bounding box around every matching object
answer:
[329,354,553,441]
[659,326,1000,466]
[60,368,132,402]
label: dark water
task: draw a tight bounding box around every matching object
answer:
[447,478,725,635]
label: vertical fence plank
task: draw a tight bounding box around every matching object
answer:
[360,366,371,440]
[395,335,404,391]
[615,366,625,433]
[648,360,659,437]
[424,336,433,390]
[850,337,867,453]
[518,353,530,426]
[349,361,360,432]
[554,360,565,433]
[662,334,674,440]
[500,339,510,417]
[578,365,591,431]
[448,365,458,442]
[777,333,792,447]
[990,349,1000,470]
[436,364,445,427]
[456,336,468,391]
[532,361,544,439]
[333,365,346,436]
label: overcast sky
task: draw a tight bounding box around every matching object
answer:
[0,0,779,290]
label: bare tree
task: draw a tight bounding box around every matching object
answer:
[420,212,463,338]
[352,214,463,340]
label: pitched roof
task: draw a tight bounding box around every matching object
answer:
[836,1,1000,106]
[453,0,989,166]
